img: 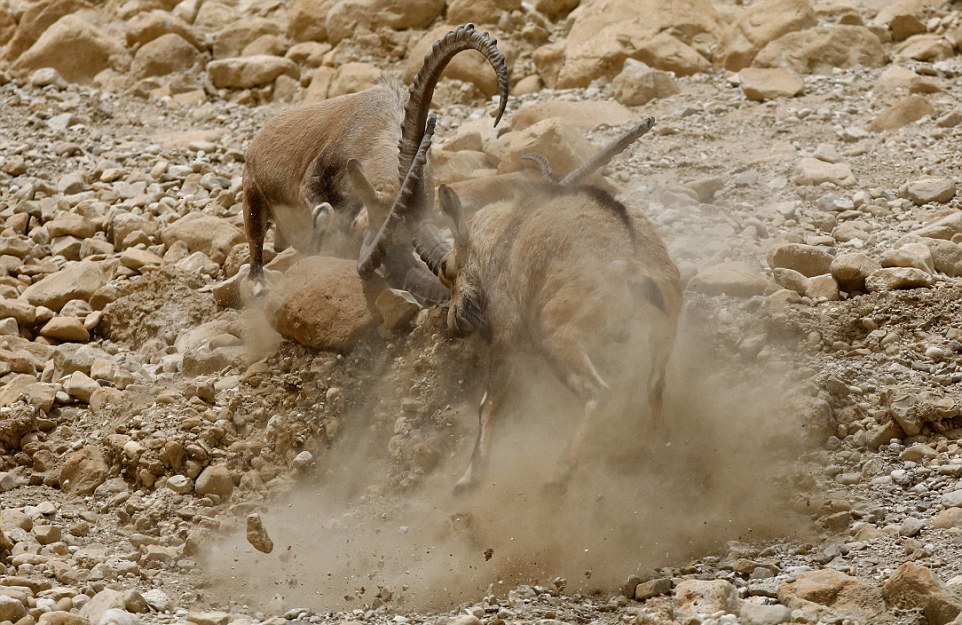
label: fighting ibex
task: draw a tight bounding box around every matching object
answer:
[242,24,509,303]
[353,117,683,493]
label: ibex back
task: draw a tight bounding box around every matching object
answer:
[242,24,509,303]
[352,118,683,492]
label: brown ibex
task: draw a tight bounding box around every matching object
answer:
[353,117,683,493]
[242,24,509,303]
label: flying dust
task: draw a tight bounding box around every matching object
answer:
[202,291,819,613]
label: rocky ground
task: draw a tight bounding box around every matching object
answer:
[3,0,962,624]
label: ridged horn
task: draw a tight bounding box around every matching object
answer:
[357,113,437,278]
[521,153,557,183]
[398,23,510,181]
[560,117,656,187]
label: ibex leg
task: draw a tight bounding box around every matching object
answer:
[242,178,269,279]
[454,354,513,494]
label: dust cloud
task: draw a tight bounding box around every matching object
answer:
[203,298,816,613]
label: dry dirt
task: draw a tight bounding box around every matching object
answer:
[3,3,962,625]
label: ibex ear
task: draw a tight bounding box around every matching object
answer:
[347,159,385,223]
[439,185,467,242]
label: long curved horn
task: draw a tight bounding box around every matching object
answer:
[357,113,438,278]
[560,117,656,187]
[399,24,510,181]
[521,153,557,183]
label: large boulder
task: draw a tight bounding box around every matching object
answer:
[753,25,885,74]
[160,214,245,264]
[556,0,723,88]
[404,24,516,98]
[126,10,202,50]
[21,260,110,312]
[131,33,201,80]
[287,0,339,42]
[12,15,130,84]
[60,445,108,495]
[325,0,445,45]
[2,0,90,62]
[207,55,299,89]
[715,0,817,70]
[213,18,282,59]
[267,257,385,352]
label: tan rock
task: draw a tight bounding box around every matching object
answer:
[740,67,804,100]
[326,0,446,45]
[245,513,273,553]
[753,25,885,74]
[213,18,282,59]
[46,214,97,239]
[895,33,954,62]
[674,580,739,619]
[903,177,956,205]
[195,464,234,497]
[21,260,109,312]
[2,0,90,62]
[498,117,597,180]
[64,371,100,402]
[612,61,680,106]
[207,55,299,89]
[557,0,722,87]
[375,288,421,334]
[778,569,884,619]
[285,41,332,68]
[533,40,565,89]
[60,445,108,495]
[864,267,934,292]
[879,65,941,94]
[923,238,962,277]
[38,611,91,625]
[11,15,130,85]
[869,95,936,132]
[125,10,202,50]
[883,563,962,625]
[447,0,519,25]
[242,34,286,58]
[768,243,834,277]
[328,62,382,98]
[806,274,840,301]
[715,0,817,70]
[40,317,90,343]
[687,261,769,297]
[932,508,962,529]
[793,157,855,187]
[432,150,493,186]
[160,213,245,264]
[831,252,881,292]
[288,0,338,42]
[0,299,38,326]
[404,24,516,98]
[267,256,384,351]
[876,0,943,40]
[131,33,200,80]
[511,100,637,132]
[533,0,579,18]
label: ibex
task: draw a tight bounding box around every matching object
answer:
[352,117,683,493]
[242,24,509,303]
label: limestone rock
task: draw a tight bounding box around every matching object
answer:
[864,267,934,292]
[245,513,273,553]
[21,261,109,312]
[161,213,245,264]
[267,256,385,352]
[923,238,962,277]
[740,67,804,100]
[768,243,834,277]
[674,580,740,620]
[612,61,680,106]
[195,464,233,498]
[329,62,381,98]
[376,289,421,335]
[131,33,200,80]
[869,95,935,132]
[895,34,954,62]
[556,0,723,88]
[687,262,769,297]
[633,32,710,76]
[883,563,962,625]
[127,12,200,49]
[793,157,855,187]
[903,177,956,205]
[0,596,27,623]
[207,55,299,89]
[912,212,962,240]
[326,0,446,45]
[447,0,519,25]
[533,0,579,18]
[2,0,90,62]
[40,317,90,343]
[404,24,515,98]
[213,18,282,59]
[12,15,130,85]
[715,0,817,70]
[831,253,881,292]
[778,569,884,619]
[60,445,108,495]
[288,0,339,42]
[753,25,885,74]
[498,117,597,179]
[511,100,637,132]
